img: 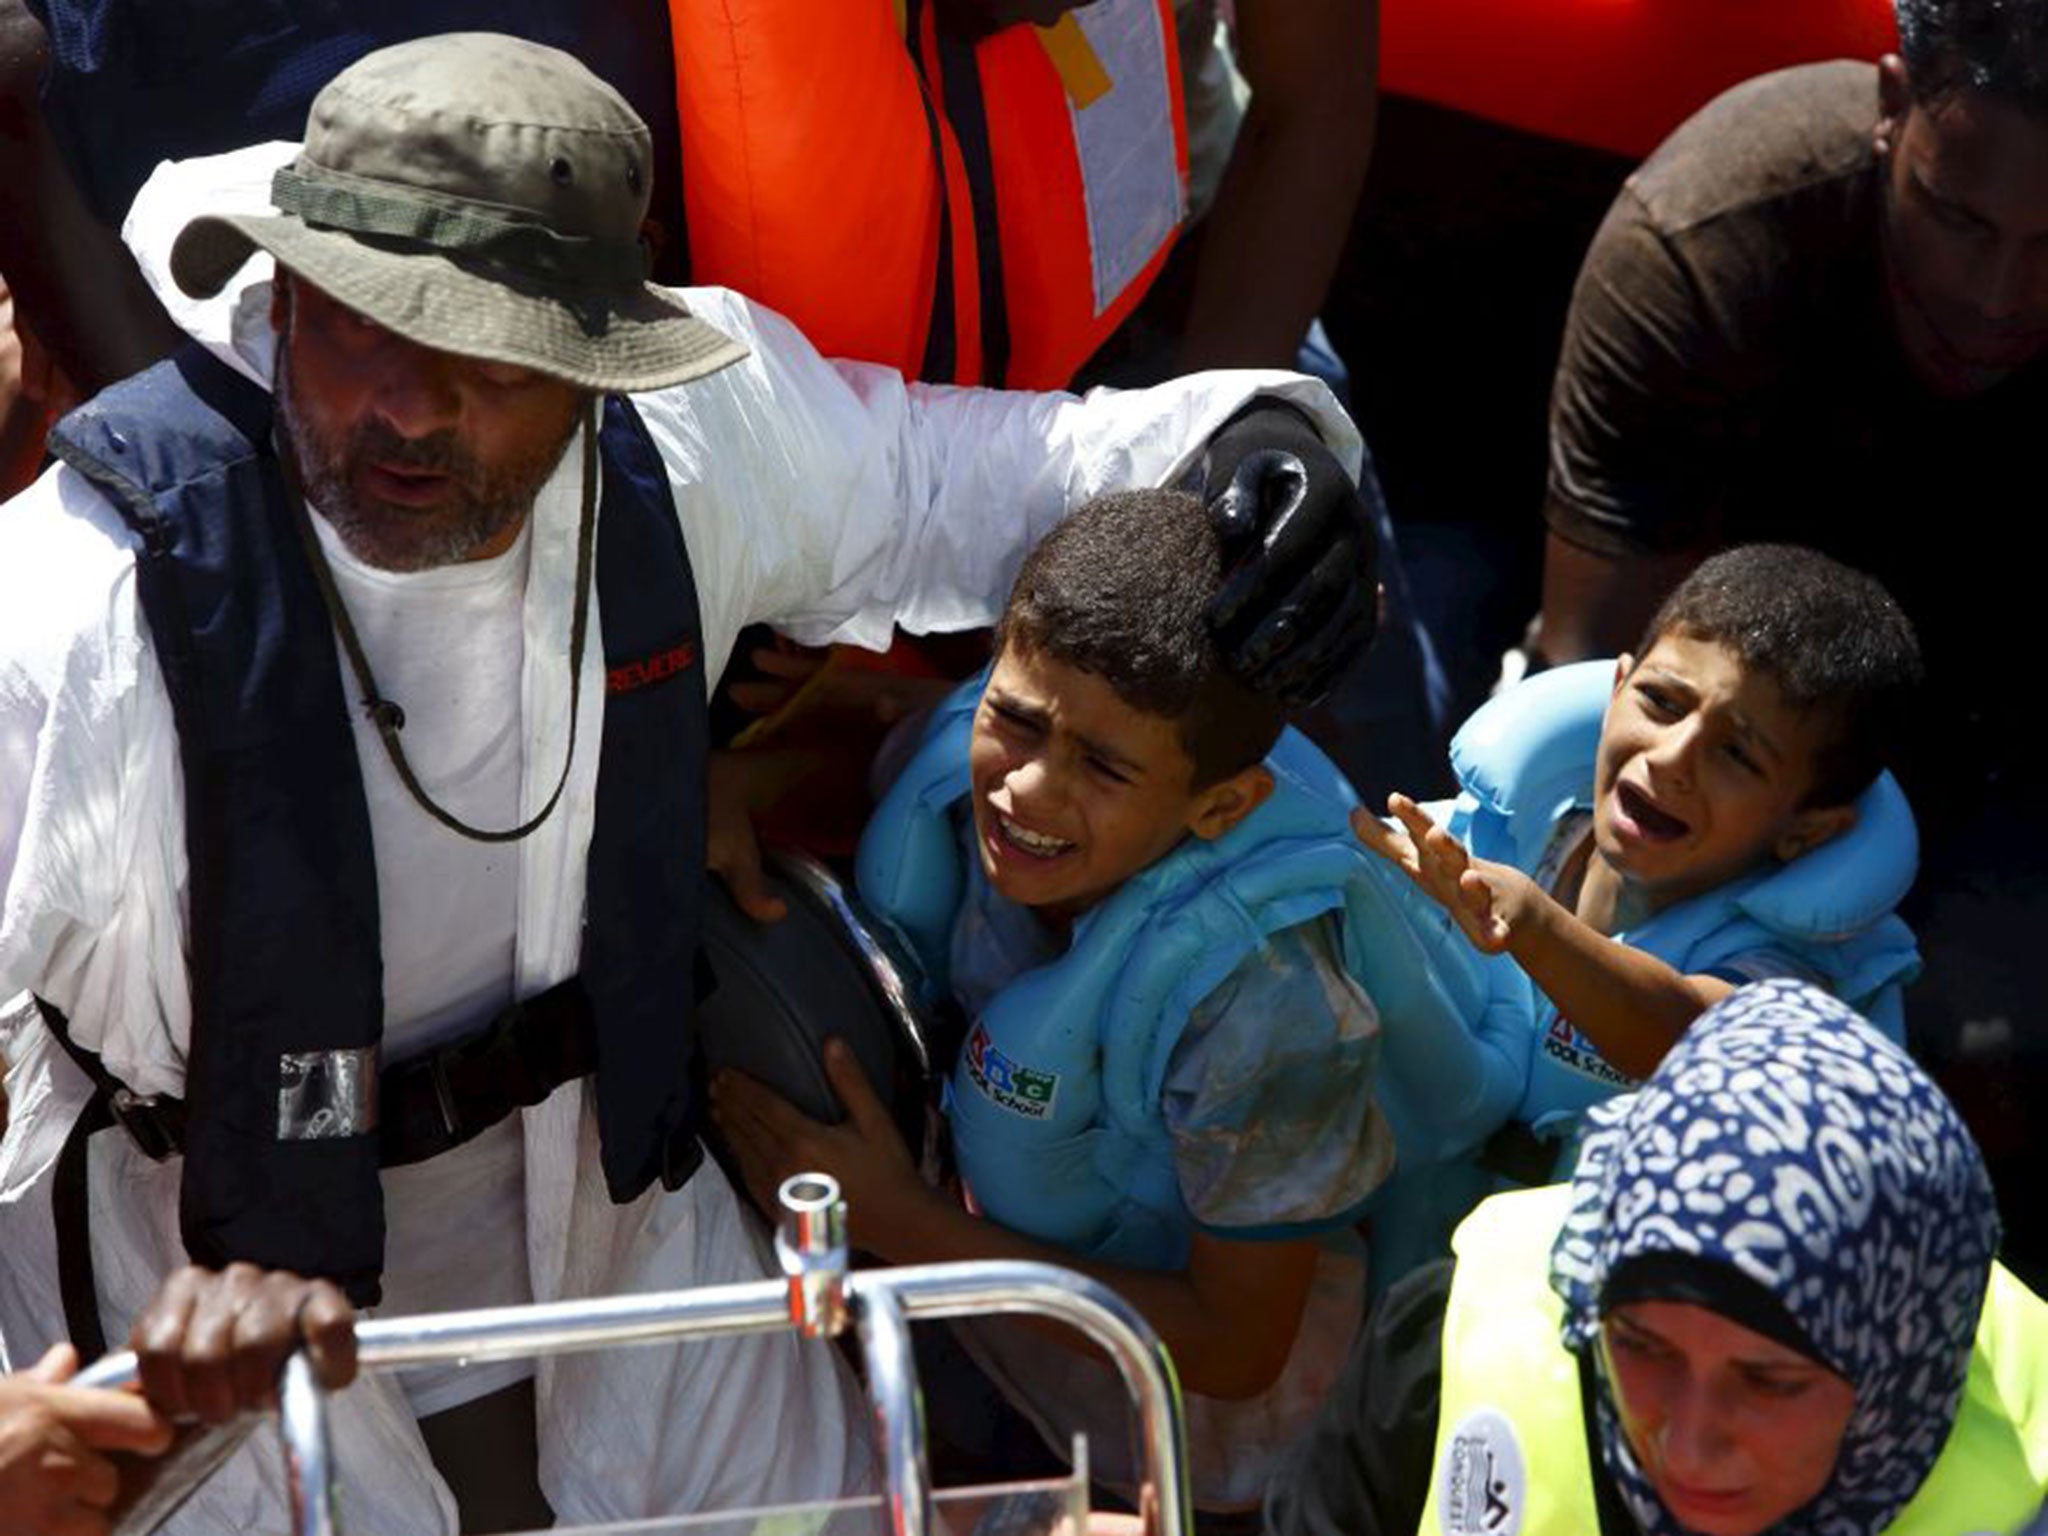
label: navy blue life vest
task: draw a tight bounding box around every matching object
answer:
[44,344,708,1304]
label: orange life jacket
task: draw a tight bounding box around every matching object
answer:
[671,0,1188,389]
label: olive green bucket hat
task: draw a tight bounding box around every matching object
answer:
[170,32,746,393]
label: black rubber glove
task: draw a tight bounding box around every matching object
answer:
[1193,399,1380,708]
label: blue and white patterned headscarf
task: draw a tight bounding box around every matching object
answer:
[1550,979,2000,1536]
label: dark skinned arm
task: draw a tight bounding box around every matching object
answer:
[0,0,185,395]
[1176,0,1377,372]
[1533,527,1702,667]
[1534,173,1745,668]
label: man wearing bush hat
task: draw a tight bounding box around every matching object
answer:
[0,30,1378,1534]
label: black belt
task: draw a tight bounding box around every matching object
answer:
[378,979,598,1166]
[40,980,603,1362]
[43,978,599,1172]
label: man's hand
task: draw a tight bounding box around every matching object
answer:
[706,750,788,924]
[710,1039,929,1256]
[129,1265,357,1426]
[1352,794,1543,956]
[1198,401,1379,708]
[0,1344,172,1536]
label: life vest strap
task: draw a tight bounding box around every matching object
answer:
[37,978,610,1361]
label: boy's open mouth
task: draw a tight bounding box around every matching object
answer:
[1615,780,1690,842]
[994,813,1074,859]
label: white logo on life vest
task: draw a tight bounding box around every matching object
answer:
[1438,1407,1525,1536]
[964,1021,1060,1120]
[1541,1015,1633,1089]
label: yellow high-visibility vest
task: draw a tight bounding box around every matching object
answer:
[1420,1186,2048,1536]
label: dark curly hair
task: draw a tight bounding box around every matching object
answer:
[1638,545,1923,808]
[1897,0,2048,113]
[994,489,1285,788]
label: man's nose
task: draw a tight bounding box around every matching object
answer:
[369,340,463,439]
[1978,239,2048,326]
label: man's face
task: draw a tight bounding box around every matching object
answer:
[1878,60,2048,397]
[273,277,587,571]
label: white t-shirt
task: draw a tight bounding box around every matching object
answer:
[307,509,535,1416]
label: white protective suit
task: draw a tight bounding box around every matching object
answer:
[0,142,1361,1534]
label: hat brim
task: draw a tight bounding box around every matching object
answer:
[171,213,748,394]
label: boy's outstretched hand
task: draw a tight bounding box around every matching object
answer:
[1351,794,1542,956]
[710,1040,932,1258]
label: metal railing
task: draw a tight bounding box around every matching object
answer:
[80,1174,1192,1536]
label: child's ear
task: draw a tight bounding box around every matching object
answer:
[1188,765,1274,842]
[1774,802,1858,864]
[1612,653,1635,695]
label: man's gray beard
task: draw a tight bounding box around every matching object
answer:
[276,348,579,573]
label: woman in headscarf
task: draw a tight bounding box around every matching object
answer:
[1266,978,2048,1536]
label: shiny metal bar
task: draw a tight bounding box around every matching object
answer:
[775,1172,850,1338]
[875,1263,1192,1536]
[79,1260,1190,1536]
[852,1285,931,1536]
[279,1353,339,1536]
[78,1279,794,1392]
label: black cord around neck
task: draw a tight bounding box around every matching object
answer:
[280,403,598,844]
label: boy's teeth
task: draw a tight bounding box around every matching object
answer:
[1001,816,1072,855]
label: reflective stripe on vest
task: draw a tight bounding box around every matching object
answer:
[671,0,1186,389]
[46,346,708,1302]
[1420,1187,2048,1536]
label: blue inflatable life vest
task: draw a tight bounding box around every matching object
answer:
[857,675,1527,1272]
[1441,660,1921,1135]
[44,345,709,1306]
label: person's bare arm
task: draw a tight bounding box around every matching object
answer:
[1355,796,1728,1079]
[713,1040,1320,1400]
[1175,0,1377,372]
[0,0,184,395]
[1534,178,1745,668]
[1533,528,1701,667]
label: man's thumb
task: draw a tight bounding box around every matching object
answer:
[28,1342,80,1384]
[824,1038,889,1133]
[710,833,788,924]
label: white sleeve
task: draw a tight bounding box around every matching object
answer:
[625,288,1364,670]
[122,145,1367,677]
[0,466,191,1094]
